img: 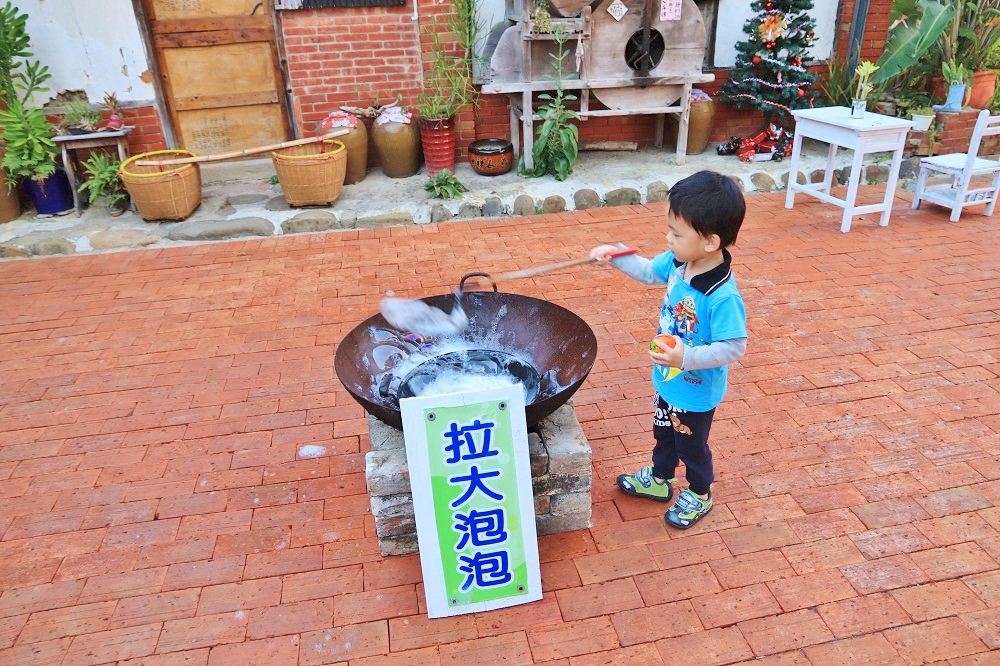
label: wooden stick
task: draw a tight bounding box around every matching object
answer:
[473,248,639,285]
[133,129,350,166]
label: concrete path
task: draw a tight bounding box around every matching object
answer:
[1,189,998,664]
[0,141,919,259]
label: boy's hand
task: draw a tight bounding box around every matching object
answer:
[590,245,619,265]
[649,335,684,369]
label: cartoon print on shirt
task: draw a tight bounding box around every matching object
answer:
[672,295,699,340]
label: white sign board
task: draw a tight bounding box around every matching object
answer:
[400,386,542,618]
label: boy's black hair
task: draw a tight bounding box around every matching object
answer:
[667,170,745,248]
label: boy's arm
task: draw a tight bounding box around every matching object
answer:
[590,243,668,285]
[680,337,747,371]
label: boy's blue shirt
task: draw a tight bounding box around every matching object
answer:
[650,249,747,411]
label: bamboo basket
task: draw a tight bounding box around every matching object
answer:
[272,139,347,206]
[120,150,202,221]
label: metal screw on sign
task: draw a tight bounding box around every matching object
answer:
[499,402,507,411]
[451,597,458,605]
[427,412,436,421]
[517,585,525,592]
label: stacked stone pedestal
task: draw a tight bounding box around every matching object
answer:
[365,402,592,556]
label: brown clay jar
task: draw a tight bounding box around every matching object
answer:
[339,121,369,185]
[372,116,421,178]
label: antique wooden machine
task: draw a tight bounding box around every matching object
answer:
[481,0,714,167]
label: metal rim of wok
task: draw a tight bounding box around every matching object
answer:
[334,284,598,430]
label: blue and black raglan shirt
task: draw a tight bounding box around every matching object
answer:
[612,248,747,412]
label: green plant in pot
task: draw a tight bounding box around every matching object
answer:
[417,0,480,176]
[934,59,971,112]
[850,60,879,118]
[519,25,580,181]
[77,152,129,214]
[60,96,103,135]
[908,105,936,132]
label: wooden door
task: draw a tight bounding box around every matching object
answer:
[143,0,290,153]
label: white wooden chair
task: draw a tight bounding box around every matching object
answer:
[912,109,1000,222]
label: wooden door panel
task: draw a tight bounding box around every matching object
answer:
[177,105,286,153]
[143,0,289,152]
[164,43,278,98]
[149,0,266,21]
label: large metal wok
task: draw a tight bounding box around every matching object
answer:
[335,277,598,430]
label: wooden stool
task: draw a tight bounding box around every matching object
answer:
[53,127,132,217]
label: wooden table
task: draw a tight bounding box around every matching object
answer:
[53,127,132,217]
[784,107,913,232]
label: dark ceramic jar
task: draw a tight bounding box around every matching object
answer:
[468,139,514,176]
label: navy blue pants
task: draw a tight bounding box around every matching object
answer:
[651,395,715,496]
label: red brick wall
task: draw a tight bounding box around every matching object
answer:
[906,109,1000,157]
[119,106,168,155]
[276,0,894,154]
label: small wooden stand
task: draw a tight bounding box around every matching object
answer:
[54,128,133,217]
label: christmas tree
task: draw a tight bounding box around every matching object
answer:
[718,0,819,118]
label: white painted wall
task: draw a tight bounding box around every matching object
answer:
[715,0,837,67]
[12,0,155,107]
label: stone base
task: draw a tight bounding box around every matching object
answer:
[365,402,592,556]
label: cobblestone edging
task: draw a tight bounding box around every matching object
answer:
[364,402,592,556]
[0,157,921,259]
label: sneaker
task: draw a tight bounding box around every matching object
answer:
[665,488,713,529]
[616,466,674,502]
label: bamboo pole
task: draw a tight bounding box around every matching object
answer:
[133,129,350,167]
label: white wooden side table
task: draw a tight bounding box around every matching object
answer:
[784,106,913,232]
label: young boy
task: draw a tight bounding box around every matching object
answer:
[590,170,747,529]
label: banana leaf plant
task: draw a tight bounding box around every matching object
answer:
[873,0,955,83]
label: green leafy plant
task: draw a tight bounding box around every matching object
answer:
[939,0,1000,72]
[821,54,854,107]
[909,105,935,117]
[853,61,879,101]
[424,169,468,199]
[76,152,128,211]
[417,0,480,120]
[519,26,580,181]
[942,58,971,86]
[0,96,57,185]
[531,1,553,34]
[0,1,50,105]
[61,96,102,133]
[873,0,954,84]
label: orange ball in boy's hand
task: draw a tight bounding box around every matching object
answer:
[650,334,677,353]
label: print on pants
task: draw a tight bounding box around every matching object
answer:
[651,396,715,496]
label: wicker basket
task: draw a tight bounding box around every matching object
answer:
[120,150,202,222]
[272,139,347,206]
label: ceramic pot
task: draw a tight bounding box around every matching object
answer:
[968,70,997,109]
[23,170,73,215]
[468,139,514,176]
[0,148,20,223]
[686,97,715,154]
[911,113,935,132]
[339,121,369,185]
[850,100,866,119]
[372,120,421,178]
[419,117,456,176]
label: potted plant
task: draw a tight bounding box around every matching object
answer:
[59,96,102,135]
[416,0,479,176]
[76,152,129,215]
[909,105,936,132]
[850,60,879,119]
[938,0,1000,108]
[934,59,970,112]
[0,96,72,215]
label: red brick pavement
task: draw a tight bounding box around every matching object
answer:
[1,188,999,665]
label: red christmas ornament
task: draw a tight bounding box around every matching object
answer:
[765,1,774,9]
[752,55,762,65]
[792,56,802,67]
[765,41,776,50]
[797,88,806,98]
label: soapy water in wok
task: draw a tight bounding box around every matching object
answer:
[334,288,598,430]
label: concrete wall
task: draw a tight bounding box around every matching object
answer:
[12,0,155,107]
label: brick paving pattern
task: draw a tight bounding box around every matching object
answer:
[1,188,998,664]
